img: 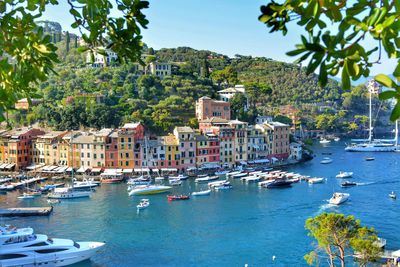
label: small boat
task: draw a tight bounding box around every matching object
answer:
[241,175,261,183]
[263,179,292,189]
[320,157,333,164]
[208,180,229,188]
[195,175,219,183]
[17,193,35,199]
[226,171,242,177]
[308,177,325,184]
[334,137,340,141]
[341,181,357,187]
[336,171,353,179]
[192,189,211,196]
[137,199,150,210]
[365,157,375,161]
[128,185,172,196]
[329,192,350,205]
[48,187,91,199]
[169,174,189,180]
[389,191,396,199]
[167,195,190,201]
[47,199,60,204]
[127,177,151,185]
[321,152,332,155]
[101,176,124,184]
[320,138,331,144]
[154,176,165,181]
[169,179,182,186]
[231,173,247,179]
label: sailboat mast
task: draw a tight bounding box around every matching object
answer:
[395,120,398,147]
[369,91,372,143]
[70,132,74,188]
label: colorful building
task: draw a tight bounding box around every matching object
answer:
[195,133,220,168]
[173,127,196,172]
[195,96,231,121]
[263,121,290,160]
[117,122,145,169]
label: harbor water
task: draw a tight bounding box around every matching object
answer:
[1,141,399,266]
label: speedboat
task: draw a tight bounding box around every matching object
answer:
[128,185,171,196]
[214,184,233,190]
[47,199,61,204]
[169,174,189,180]
[336,171,353,178]
[101,174,124,184]
[231,172,247,179]
[365,157,375,161]
[308,177,325,184]
[329,192,350,205]
[169,179,182,186]
[341,181,357,187]
[241,175,261,183]
[167,195,190,201]
[127,177,151,185]
[195,175,219,183]
[192,189,211,196]
[0,225,104,266]
[334,137,340,141]
[154,176,165,182]
[137,199,150,210]
[73,179,99,190]
[320,157,333,164]
[0,184,15,191]
[48,187,91,199]
[262,179,292,189]
[389,191,396,199]
[320,138,331,144]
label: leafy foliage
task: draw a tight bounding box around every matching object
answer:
[259,0,400,120]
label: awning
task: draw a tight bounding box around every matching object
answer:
[152,168,159,173]
[271,157,279,162]
[133,168,150,173]
[0,163,9,169]
[239,161,248,165]
[91,167,102,173]
[160,168,177,172]
[123,169,133,173]
[57,166,69,173]
[25,164,37,170]
[66,167,73,172]
[5,163,15,169]
[76,167,89,173]
[254,159,270,164]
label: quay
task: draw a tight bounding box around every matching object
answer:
[0,207,53,217]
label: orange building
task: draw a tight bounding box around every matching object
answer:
[195,96,231,121]
[117,122,145,169]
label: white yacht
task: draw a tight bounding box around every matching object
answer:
[168,174,189,180]
[320,157,333,164]
[308,177,325,184]
[48,187,91,199]
[195,175,219,183]
[345,80,398,152]
[0,225,104,267]
[73,179,99,190]
[336,171,353,178]
[329,192,350,205]
[128,185,172,196]
[319,138,331,144]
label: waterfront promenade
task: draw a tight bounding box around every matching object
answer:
[1,141,399,266]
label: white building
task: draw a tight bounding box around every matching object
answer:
[148,62,171,77]
[217,84,248,110]
[87,48,118,68]
[289,142,302,161]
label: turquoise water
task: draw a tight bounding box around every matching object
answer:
[1,141,399,266]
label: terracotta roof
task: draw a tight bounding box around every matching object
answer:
[162,135,178,145]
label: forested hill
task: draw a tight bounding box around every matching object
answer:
[155,47,343,105]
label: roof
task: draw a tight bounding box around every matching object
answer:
[229,119,247,125]
[7,127,36,138]
[195,134,207,141]
[199,96,211,100]
[72,135,94,144]
[200,117,229,124]
[218,87,239,93]
[174,126,194,133]
[38,131,66,139]
[94,128,114,137]
[122,122,141,129]
[265,121,289,128]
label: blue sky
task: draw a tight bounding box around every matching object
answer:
[42,0,395,75]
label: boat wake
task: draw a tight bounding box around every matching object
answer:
[356,182,375,186]
[314,203,336,215]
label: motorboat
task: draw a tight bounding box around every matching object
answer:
[195,175,219,183]
[321,152,332,155]
[137,199,150,210]
[320,157,333,164]
[341,181,357,188]
[191,189,211,196]
[48,187,91,199]
[365,157,375,161]
[47,199,61,204]
[0,184,14,191]
[258,180,275,187]
[346,142,396,152]
[17,193,35,199]
[241,175,261,183]
[226,171,242,177]
[319,138,331,144]
[389,191,396,199]
[169,179,182,186]
[39,183,65,192]
[231,173,248,179]
[214,170,229,176]
[336,171,353,178]
[334,137,340,141]
[100,174,124,184]
[167,195,190,201]
[0,225,104,266]
[208,180,229,189]
[73,179,99,190]
[262,179,292,189]
[308,177,325,184]
[128,185,172,196]
[154,176,165,181]
[169,174,189,180]
[329,192,350,205]
[127,177,151,185]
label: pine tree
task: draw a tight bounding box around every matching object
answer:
[74,36,78,48]
[200,58,209,78]
[65,31,70,52]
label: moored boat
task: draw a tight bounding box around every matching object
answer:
[169,174,189,180]
[195,175,219,183]
[101,174,124,184]
[191,189,211,196]
[128,185,172,196]
[320,157,333,164]
[329,192,350,205]
[341,181,357,188]
[389,191,396,199]
[48,187,91,199]
[167,195,190,201]
[137,199,150,210]
[320,138,331,144]
[262,179,292,189]
[169,179,182,186]
[17,193,35,199]
[308,177,325,184]
[336,171,353,178]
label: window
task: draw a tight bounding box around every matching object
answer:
[25,242,48,247]
[126,153,129,158]
[0,254,27,260]
[35,249,68,254]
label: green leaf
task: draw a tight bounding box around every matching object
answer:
[390,102,400,121]
[342,62,351,89]
[379,90,396,100]
[375,74,396,88]
[394,63,400,80]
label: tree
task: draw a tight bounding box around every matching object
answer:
[65,31,70,53]
[210,66,238,86]
[0,0,149,120]
[259,0,400,120]
[304,213,381,267]
[274,115,292,126]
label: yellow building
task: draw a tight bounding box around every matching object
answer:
[159,135,179,168]
[34,131,68,165]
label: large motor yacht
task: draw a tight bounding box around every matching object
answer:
[48,187,91,199]
[0,225,104,266]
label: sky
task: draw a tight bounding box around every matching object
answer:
[41,0,396,76]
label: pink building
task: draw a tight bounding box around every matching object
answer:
[173,127,196,172]
[195,96,231,121]
[195,133,220,167]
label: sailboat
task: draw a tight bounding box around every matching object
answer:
[345,80,398,152]
[48,133,91,199]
